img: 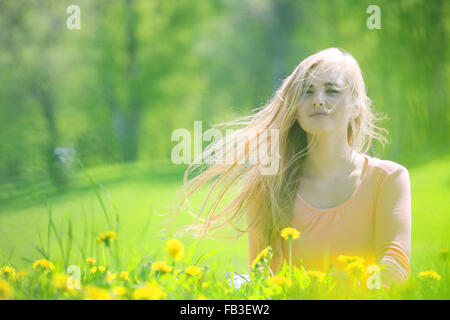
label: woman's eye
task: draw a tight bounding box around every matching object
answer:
[326,89,341,94]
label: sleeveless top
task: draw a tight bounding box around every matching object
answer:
[272,154,412,285]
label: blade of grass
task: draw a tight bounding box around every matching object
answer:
[77,158,112,230]
[6,248,15,265]
[194,248,224,266]
[34,245,50,260]
[81,205,88,258]
[35,228,47,260]
[138,205,153,240]
[46,202,51,259]
[20,256,34,264]
[74,239,86,261]
[111,199,120,269]
[65,211,73,267]
[46,201,65,263]
[185,238,199,266]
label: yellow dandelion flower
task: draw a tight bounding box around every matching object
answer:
[83,285,112,300]
[337,255,365,265]
[96,231,118,246]
[151,261,173,273]
[0,266,16,280]
[185,266,202,276]
[418,270,441,281]
[133,282,167,300]
[112,286,127,298]
[345,260,366,279]
[32,259,55,274]
[105,271,117,284]
[120,271,129,281]
[173,268,182,277]
[0,279,14,300]
[267,274,292,287]
[90,266,105,275]
[280,227,300,240]
[308,270,326,282]
[251,246,272,269]
[301,270,311,281]
[165,239,184,261]
[202,281,210,288]
[52,273,70,290]
[197,295,208,300]
[86,257,96,265]
[14,270,28,281]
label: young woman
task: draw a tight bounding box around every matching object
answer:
[173,48,411,288]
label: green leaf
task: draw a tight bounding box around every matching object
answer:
[193,248,224,266]
[185,238,199,266]
[33,245,49,260]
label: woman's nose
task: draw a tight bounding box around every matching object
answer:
[312,101,324,108]
[312,91,325,108]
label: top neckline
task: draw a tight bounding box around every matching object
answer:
[296,154,370,213]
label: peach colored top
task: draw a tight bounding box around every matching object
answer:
[273,154,412,285]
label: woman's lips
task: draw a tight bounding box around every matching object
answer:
[310,113,328,117]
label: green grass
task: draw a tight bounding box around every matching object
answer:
[0,161,248,275]
[0,153,449,290]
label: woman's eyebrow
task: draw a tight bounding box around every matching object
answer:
[305,82,343,89]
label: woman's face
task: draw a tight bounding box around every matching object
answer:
[296,67,355,137]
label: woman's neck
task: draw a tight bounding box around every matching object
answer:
[302,134,358,180]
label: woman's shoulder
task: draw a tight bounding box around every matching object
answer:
[366,154,409,183]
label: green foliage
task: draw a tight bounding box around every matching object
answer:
[0,0,448,300]
[0,0,447,189]
[0,223,448,299]
[0,154,448,299]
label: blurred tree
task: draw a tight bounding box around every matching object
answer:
[0,0,447,199]
[0,1,69,189]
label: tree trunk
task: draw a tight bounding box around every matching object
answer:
[32,79,67,189]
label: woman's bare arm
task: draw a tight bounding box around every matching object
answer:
[374,165,412,287]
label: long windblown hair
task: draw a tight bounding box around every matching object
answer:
[169,47,388,255]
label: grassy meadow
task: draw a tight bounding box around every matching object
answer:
[0,152,449,299]
[0,0,448,301]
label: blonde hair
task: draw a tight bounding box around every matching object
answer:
[170,47,388,254]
